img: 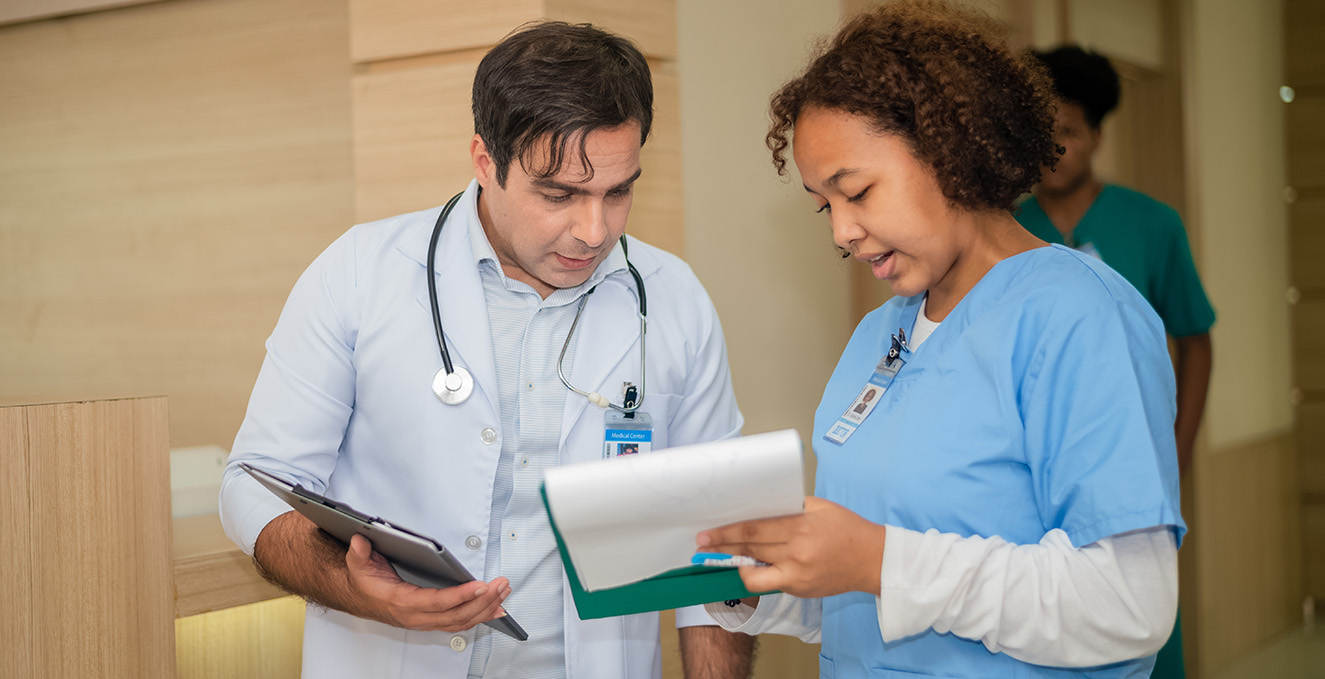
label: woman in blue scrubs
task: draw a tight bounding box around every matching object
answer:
[698,2,1185,677]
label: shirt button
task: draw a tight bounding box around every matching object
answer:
[526,382,535,391]
[480,428,497,444]
[465,535,481,551]
[450,635,467,652]
[509,531,517,541]
[520,457,529,467]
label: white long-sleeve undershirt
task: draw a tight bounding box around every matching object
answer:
[705,524,1178,668]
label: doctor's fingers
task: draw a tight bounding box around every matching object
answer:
[395,580,511,632]
[346,534,398,580]
[435,593,511,633]
[412,576,510,613]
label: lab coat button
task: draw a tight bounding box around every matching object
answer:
[465,535,481,551]
[450,635,467,652]
[480,428,498,444]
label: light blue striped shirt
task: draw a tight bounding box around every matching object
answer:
[465,212,628,679]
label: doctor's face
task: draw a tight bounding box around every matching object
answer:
[792,107,969,300]
[472,124,642,299]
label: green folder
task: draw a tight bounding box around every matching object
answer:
[540,485,775,620]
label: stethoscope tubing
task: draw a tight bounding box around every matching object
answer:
[426,191,467,377]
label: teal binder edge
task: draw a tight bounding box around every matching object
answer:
[540,484,775,620]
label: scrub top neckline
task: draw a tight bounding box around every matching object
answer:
[1032,184,1119,248]
[892,244,1061,379]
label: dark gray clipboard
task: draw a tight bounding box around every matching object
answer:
[240,462,527,641]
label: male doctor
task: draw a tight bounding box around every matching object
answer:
[219,21,754,679]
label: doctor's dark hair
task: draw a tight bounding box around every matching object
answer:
[1032,45,1121,129]
[767,0,1059,213]
[473,21,653,187]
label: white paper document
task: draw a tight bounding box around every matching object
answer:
[543,429,805,591]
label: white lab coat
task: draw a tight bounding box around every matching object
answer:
[218,183,743,679]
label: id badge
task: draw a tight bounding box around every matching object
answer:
[604,409,653,458]
[823,329,910,446]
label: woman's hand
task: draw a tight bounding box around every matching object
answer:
[697,496,886,598]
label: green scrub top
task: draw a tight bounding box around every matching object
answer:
[1017,185,1216,338]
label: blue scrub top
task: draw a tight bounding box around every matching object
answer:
[813,245,1185,678]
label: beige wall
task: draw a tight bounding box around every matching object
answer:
[0,0,355,449]
[677,0,847,675]
[678,1,850,455]
[1184,0,1293,450]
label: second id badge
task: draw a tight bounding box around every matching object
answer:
[604,409,653,458]
[823,328,911,446]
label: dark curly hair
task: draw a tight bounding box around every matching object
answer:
[767,0,1060,212]
[1032,45,1121,129]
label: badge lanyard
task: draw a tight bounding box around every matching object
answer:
[603,382,653,458]
[823,328,911,446]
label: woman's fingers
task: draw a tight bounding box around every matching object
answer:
[737,564,788,593]
[698,512,804,552]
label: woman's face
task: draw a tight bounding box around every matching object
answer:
[792,107,970,299]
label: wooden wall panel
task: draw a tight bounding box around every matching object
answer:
[1285,0,1325,88]
[0,0,355,448]
[1067,0,1163,71]
[1287,0,1325,640]
[349,0,676,65]
[4,397,174,678]
[1287,95,1325,188]
[1299,403,1325,603]
[0,406,34,678]
[349,0,541,63]
[1195,432,1302,675]
[547,0,678,59]
[1299,403,1325,495]
[1306,502,1325,601]
[0,0,169,26]
[1289,194,1325,291]
[630,62,684,256]
[351,54,483,224]
[1291,297,1325,392]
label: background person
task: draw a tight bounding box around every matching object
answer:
[696,3,1184,677]
[219,21,753,679]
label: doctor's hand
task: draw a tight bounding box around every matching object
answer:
[345,534,511,632]
[696,496,887,599]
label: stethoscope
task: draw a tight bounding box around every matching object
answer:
[426,190,648,412]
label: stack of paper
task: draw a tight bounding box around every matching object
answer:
[543,429,805,592]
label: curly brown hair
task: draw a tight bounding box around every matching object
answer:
[768,0,1059,212]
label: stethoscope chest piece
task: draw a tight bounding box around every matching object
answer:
[432,365,474,405]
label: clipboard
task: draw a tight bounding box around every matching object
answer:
[539,485,774,620]
[241,463,527,641]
